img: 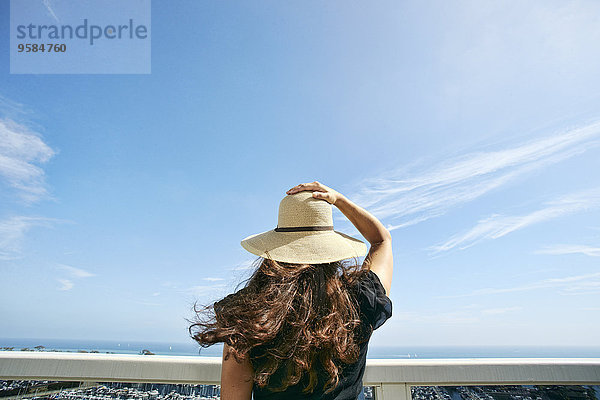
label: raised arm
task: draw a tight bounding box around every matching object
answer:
[286,181,393,296]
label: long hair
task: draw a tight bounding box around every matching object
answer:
[187,256,372,394]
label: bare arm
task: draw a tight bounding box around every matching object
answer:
[220,343,254,400]
[286,181,393,296]
[334,194,393,296]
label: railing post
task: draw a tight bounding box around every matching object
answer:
[378,383,411,400]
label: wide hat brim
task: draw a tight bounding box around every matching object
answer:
[240,229,368,264]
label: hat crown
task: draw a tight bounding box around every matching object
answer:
[278,191,333,228]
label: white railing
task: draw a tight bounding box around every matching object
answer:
[1,352,599,400]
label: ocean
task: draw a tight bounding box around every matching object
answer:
[2,337,600,358]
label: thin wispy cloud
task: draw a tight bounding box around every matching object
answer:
[392,305,522,326]
[345,120,600,231]
[481,306,522,315]
[435,271,600,299]
[184,283,228,297]
[429,186,600,253]
[510,267,559,279]
[134,300,162,306]
[534,244,600,257]
[161,278,230,299]
[55,264,95,292]
[57,278,73,291]
[394,310,479,325]
[557,280,600,296]
[0,118,56,204]
[0,216,58,260]
[161,281,178,289]
[0,95,30,118]
[231,259,258,271]
[42,0,59,22]
[181,260,258,300]
[57,264,96,278]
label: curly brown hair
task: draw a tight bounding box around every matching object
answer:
[187,256,373,395]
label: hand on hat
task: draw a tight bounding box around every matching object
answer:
[286,181,343,205]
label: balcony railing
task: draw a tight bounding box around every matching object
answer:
[1,352,599,400]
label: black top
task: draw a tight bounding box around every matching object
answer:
[251,270,393,400]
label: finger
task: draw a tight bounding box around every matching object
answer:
[312,191,330,200]
[286,182,317,194]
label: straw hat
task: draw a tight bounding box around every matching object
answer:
[240,191,368,264]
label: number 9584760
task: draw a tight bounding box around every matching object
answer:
[17,43,66,52]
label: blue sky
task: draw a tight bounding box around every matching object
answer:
[1,1,599,348]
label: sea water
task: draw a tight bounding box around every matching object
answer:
[2,337,600,358]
